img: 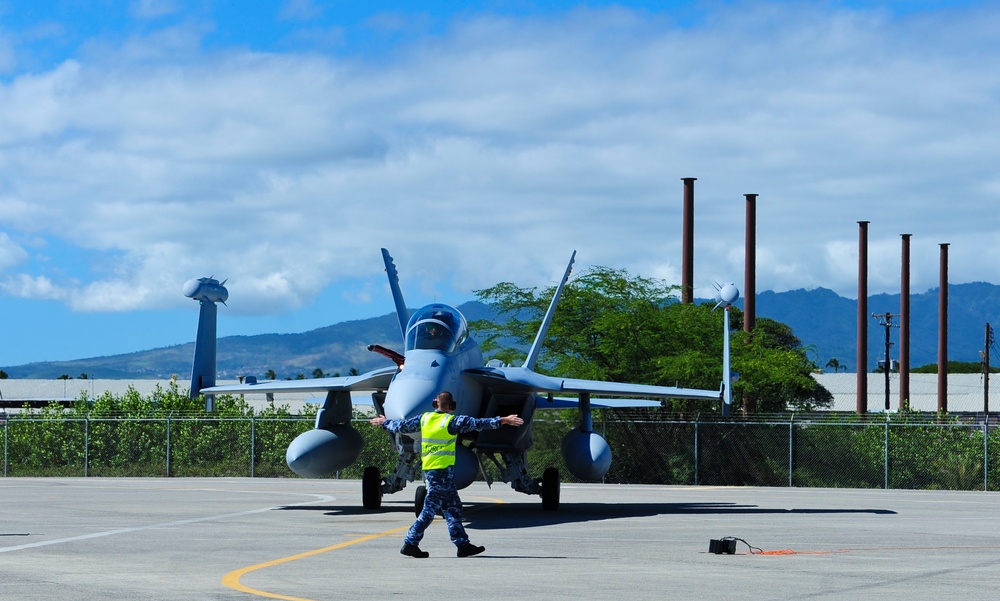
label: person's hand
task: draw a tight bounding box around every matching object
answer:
[370,415,386,426]
[501,414,524,427]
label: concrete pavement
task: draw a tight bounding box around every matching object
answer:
[1,478,998,600]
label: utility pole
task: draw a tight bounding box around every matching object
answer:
[873,312,899,411]
[983,323,993,415]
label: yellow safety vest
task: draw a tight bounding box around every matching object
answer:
[420,412,457,470]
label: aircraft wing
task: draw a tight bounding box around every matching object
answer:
[535,397,663,409]
[199,365,397,395]
[463,366,721,408]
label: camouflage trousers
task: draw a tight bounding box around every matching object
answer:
[404,466,469,547]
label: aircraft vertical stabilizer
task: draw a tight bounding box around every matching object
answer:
[523,251,575,371]
[381,248,409,341]
[183,277,229,406]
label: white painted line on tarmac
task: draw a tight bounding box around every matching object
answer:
[0,493,336,554]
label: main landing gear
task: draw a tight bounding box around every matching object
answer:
[541,467,560,511]
[414,485,427,516]
[363,464,560,511]
[362,466,382,509]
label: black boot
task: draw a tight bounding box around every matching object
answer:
[457,542,485,557]
[400,543,429,558]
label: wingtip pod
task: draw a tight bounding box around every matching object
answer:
[713,282,739,310]
[183,276,229,304]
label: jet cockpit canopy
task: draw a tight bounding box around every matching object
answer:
[405,304,468,352]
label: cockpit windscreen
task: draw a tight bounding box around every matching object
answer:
[405,304,469,352]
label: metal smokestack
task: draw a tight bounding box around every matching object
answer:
[857,221,870,416]
[744,194,757,333]
[681,177,696,304]
[938,243,950,414]
[900,234,911,410]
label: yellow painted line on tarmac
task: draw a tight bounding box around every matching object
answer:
[222,525,410,601]
[223,495,506,601]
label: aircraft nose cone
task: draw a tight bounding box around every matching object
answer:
[383,377,437,420]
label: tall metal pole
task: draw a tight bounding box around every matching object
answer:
[744,194,757,333]
[857,221,870,416]
[681,178,696,304]
[723,305,732,417]
[938,243,950,414]
[873,312,897,411]
[984,323,992,415]
[900,234,911,410]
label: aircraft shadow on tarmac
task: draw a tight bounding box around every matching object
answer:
[277,500,896,528]
[463,502,897,531]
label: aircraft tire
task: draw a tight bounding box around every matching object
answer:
[541,467,560,511]
[362,466,382,510]
[414,485,427,517]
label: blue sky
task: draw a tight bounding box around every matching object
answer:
[1,0,998,366]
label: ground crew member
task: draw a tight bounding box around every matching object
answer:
[370,390,524,558]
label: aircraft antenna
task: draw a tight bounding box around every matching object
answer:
[523,251,575,371]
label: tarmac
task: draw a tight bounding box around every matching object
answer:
[1,478,999,601]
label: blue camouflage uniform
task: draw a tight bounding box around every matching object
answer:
[380,412,503,547]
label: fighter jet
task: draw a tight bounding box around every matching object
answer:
[199,249,722,511]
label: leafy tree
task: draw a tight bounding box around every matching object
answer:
[731,317,833,412]
[913,361,1000,374]
[0,369,8,379]
[312,368,326,378]
[58,374,71,380]
[473,265,831,414]
[825,358,846,373]
[349,367,360,376]
[265,369,276,380]
[79,373,89,379]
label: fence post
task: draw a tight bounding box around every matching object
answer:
[4,416,8,477]
[788,414,794,487]
[984,419,989,492]
[166,416,171,478]
[250,416,256,479]
[694,415,699,486]
[884,416,890,490]
[84,417,90,478]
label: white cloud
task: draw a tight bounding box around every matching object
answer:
[279,0,324,22]
[129,0,181,20]
[0,273,66,301]
[0,232,28,270]
[0,3,999,316]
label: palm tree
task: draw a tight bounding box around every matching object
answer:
[826,358,847,373]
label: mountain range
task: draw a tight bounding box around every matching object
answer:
[3,283,998,380]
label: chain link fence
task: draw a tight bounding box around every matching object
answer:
[3,413,997,491]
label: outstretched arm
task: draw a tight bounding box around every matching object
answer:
[450,413,523,434]
[371,414,421,434]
